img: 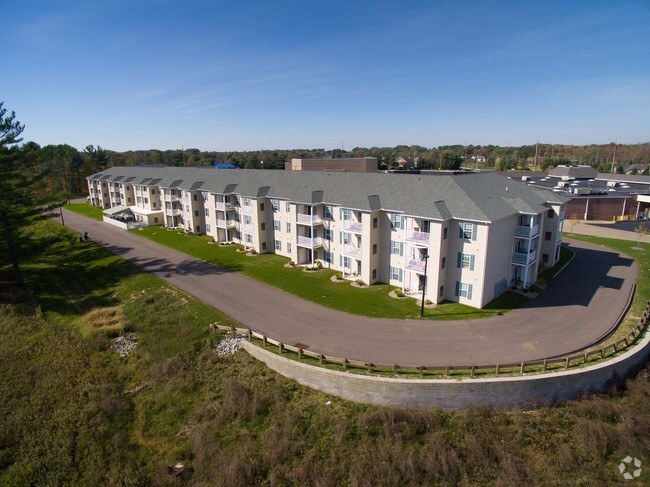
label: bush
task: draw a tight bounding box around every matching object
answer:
[425,299,433,305]
[395,289,404,298]
[315,260,323,270]
[355,279,365,286]
[335,272,343,280]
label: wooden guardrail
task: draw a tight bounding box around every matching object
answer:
[213,300,650,378]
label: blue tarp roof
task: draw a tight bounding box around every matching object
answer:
[213,163,238,169]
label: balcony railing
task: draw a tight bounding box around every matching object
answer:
[515,224,539,239]
[344,245,362,258]
[343,221,363,233]
[164,194,180,202]
[512,249,537,266]
[297,236,323,248]
[405,259,426,273]
[297,213,322,225]
[217,219,236,228]
[406,230,430,245]
[215,201,234,211]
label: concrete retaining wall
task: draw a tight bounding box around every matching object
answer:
[241,331,650,410]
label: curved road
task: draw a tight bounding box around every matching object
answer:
[63,209,638,366]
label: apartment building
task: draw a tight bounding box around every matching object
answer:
[88,167,566,309]
[285,157,377,172]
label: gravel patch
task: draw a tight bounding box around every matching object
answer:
[215,334,246,357]
[112,333,138,357]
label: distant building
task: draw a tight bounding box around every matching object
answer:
[623,163,648,175]
[213,162,238,169]
[285,157,377,173]
[471,155,487,164]
[396,156,418,169]
[548,165,598,180]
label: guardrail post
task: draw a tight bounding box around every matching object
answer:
[495,364,500,375]
[393,364,398,374]
[542,359,548,371]
[418,366,424,378]
[520,362,525,375]
[600,348,605,359]
[298,348,303,360]
[319,354,323,365]
[470,365,475,377]
[614,342,618,352]
[230,325,235,337]
[564,357,570,369]
[278,342,283,354]
[246,329,252,341]
[583,352,588,363]
[262,335,267,347]
[445,365,450,377]
[343,358,348,370]
[367,362,372,373]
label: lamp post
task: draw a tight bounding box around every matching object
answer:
[420,251,429,317]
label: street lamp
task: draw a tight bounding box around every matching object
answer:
[420,250,429,317]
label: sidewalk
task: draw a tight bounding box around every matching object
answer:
[566,220,650,244]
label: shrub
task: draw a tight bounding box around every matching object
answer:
[336,272,343,280]
[425,299,433,305]
[395,289,404,298]
[315,260,323,270]
[355,279,365,286]
[249,249,258,255]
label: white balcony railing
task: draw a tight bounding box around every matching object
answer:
[405,259,426,273]
[515,224,539,239]
[297,236,323,248]
[512,249,537,266]
[216,219,236,228]
[215,201,234,211]
[406,230,430,245]
[344,245,362,258]
[343,221,363,233]
[297,213,322,225]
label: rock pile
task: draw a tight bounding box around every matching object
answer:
[215,334,246,357]
[112,334,138,357]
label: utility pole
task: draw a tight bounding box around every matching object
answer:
[420,251,429,317]
[610,138,618,173]
[534,141,539,171]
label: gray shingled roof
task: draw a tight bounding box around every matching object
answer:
[88,166,566,222]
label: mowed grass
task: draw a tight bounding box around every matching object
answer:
[65,202,103,220]
[132,226,527,320]
[1,219,650,485]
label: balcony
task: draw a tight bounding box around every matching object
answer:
[217,219,236,228]
[215,201,234,211]
[297,236,323,248]
[167,207,182,216]
[343,221,363,233]
[297,213,322,225]
[164,194,180,202]
[343,245,362,258]
[515,224,539,239]
[406,230,430,245]
[405,259,426,273]
[512,249,537,266]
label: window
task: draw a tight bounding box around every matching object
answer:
[144,198,149,204]
[262,242,267,251]
[258,203,264,211]
[324,229,333,241]
[545,231,552,241]
[459,222,476,240]
[196,226,200,232]
[324,251,333,264]
[341,208,351,221]
[343,256,351,268]
[373,217,378,229]
[261,223,266,231]
[275,239,281,251]
[243,196,251,206]
[151,189,156,195]
[194,210,199,217]
[390,214,403,229]
[543,253,549,263]
[274,220,281,231]
[286,222,291,233]
[193,194,198,201]
[202,193,209,202]
[154,217,158,224]
[373,243,377,254]
[287,243,292,254]
[440,286,444,297]
[342,232,351,245]
[285,201,291,212]
[171,190,176,195]
[153,202,157,208]
[245,233,253,243]
[455,282,473,299]
[390,266,403,282]
[324,205,333,219]
[236,231,241,240]
[547,209,554,218]
[234,213,240,222]
[244,215,252,225]
[441,257,446,269]
[372,269,377,279]
[205,208,210,217]
[206,223,211,232]
[271,199,279,211]
[127,197,131,203]
[457,252,475,270]
[390,240,404,256]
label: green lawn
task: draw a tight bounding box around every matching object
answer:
[65,202,104,220]
[132,226,527,320]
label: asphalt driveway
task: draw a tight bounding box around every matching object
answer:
[62,209,638,366]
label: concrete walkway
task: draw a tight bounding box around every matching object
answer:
[567,219,650,244]
[62,209,639,366]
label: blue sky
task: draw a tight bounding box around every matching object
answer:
[3,0,649,151]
